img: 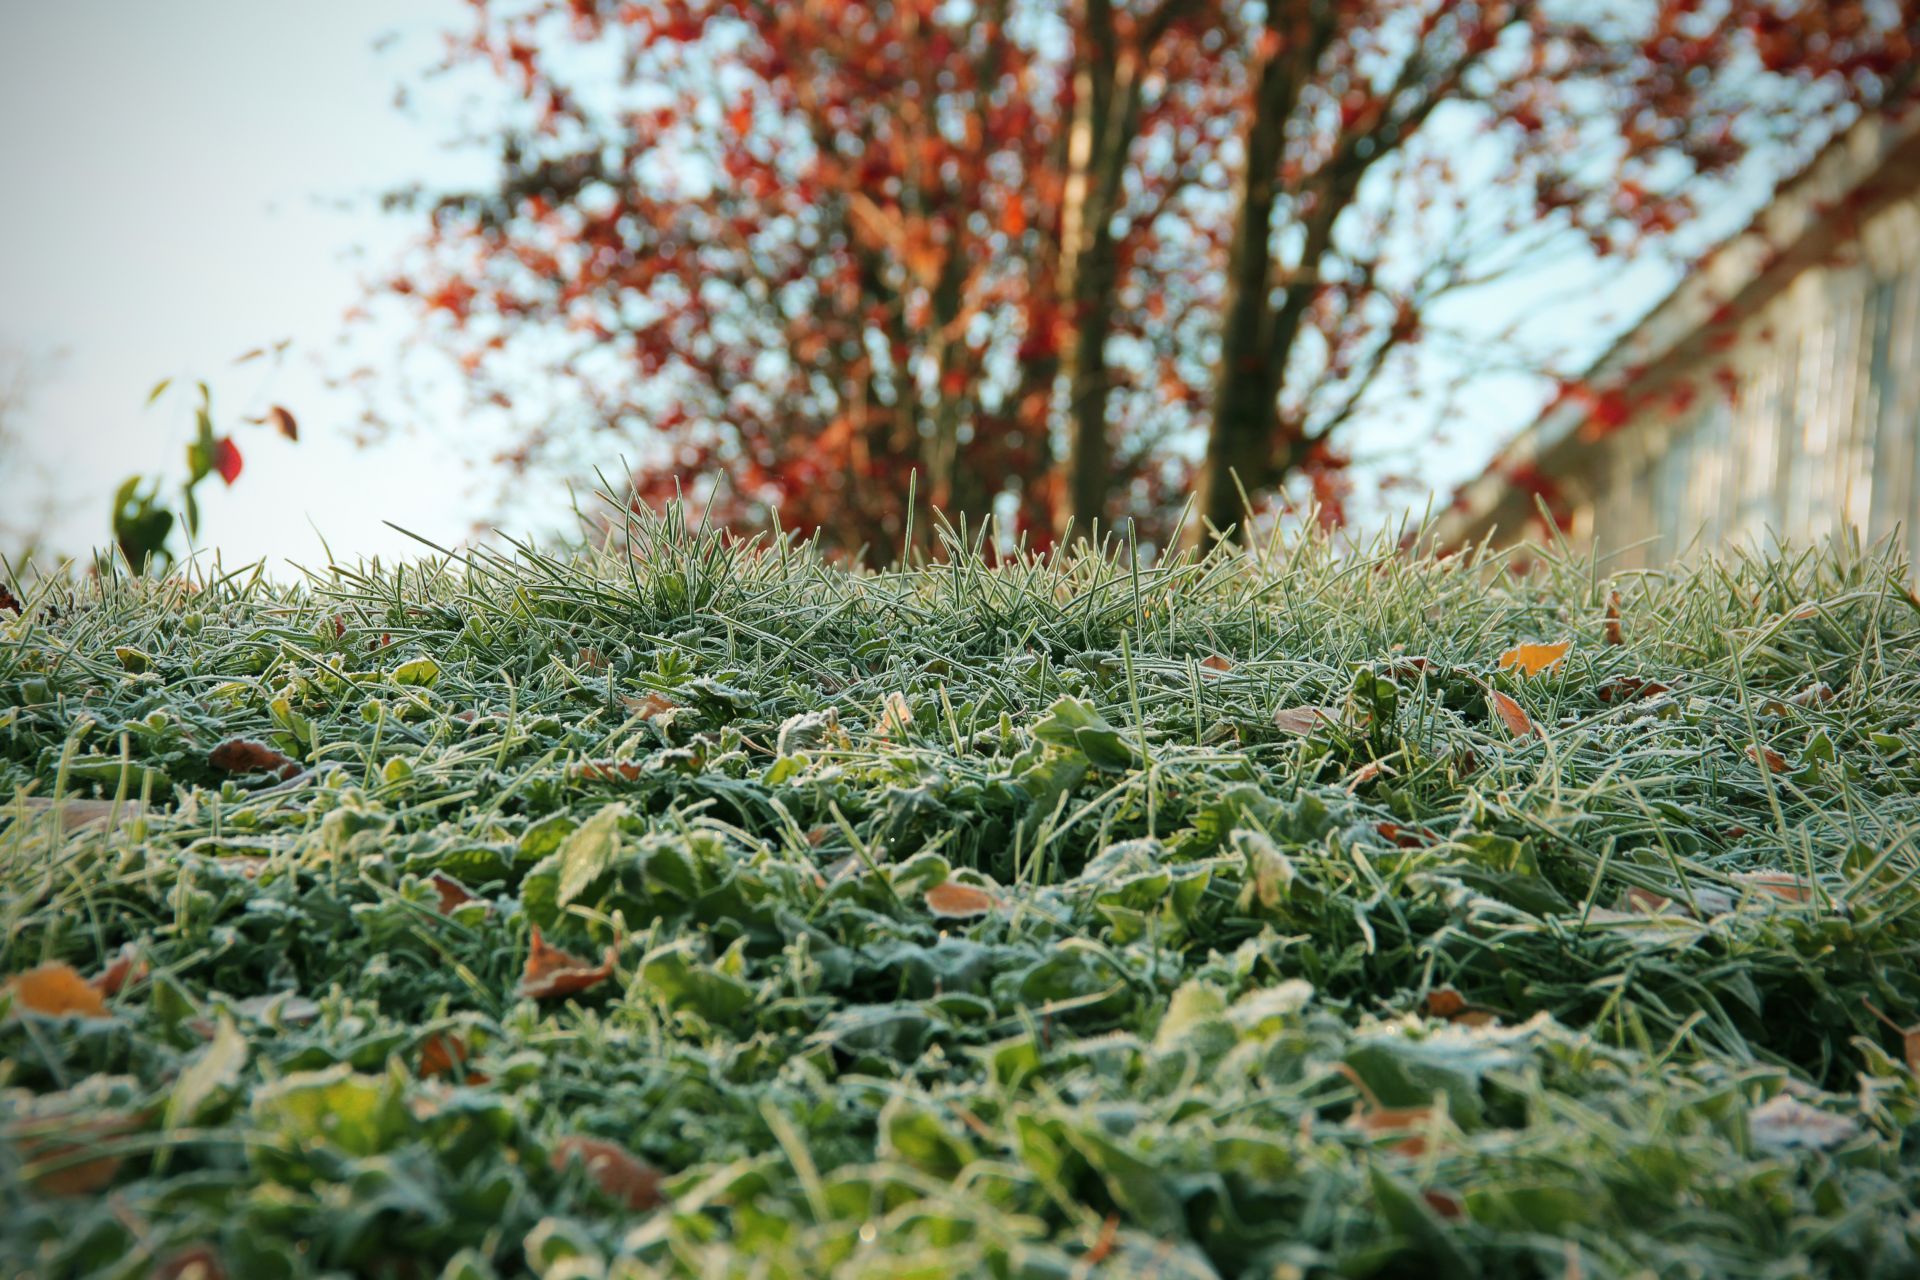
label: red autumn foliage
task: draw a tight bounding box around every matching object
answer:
[208,738,300,779]
[380,1,1917,558]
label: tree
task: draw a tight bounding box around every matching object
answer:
[384,0,1916,556]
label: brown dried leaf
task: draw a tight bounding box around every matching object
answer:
[1603,592,1624,646]
[11,1111,139,1196]
[418,1033,486,1083]
[1199,654,1233,674]
[208,737,299,779]
[429,872,480,915]
[92,943,147,997]
[623,692,677,720]
[550,1135,666,1210]
[1788,682,1835,707]
[1488,690,1535,738]
[1746,743,1789,773]
[6,962,109,1018]
[1423,988,1468,1019]
[926,881,999,919]
[1346,760,1386,791]
[1734,870,1812,904]
[518,927,618,1000]
[1597,675,1670,704]
[265,405,298,442]
[1273,705,1339,734]
[1498,640,1571,675]
[574,760,644,782]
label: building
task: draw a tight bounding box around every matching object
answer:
[1440,109,1920,568]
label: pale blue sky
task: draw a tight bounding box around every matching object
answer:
[0,2,1763,568]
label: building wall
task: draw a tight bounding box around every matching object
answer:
[1583,192,1920,570]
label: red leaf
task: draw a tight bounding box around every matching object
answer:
[1488,690,1535,738]
[550,1135,666,1210]
[429,872,480,915]
[517,927,618,1000]
[209,737,299,779]
[212,437,243,486]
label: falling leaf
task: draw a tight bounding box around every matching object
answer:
[518,927,618,1000]
[265,405,298,441]
[550,1135,666,1210]
[209,738,299,779]
[212,437,243,486]
[1498,640,1571,675]
[1488,690,1535,738]
[1747,1094,1859,1151]
[926,881,999,918]
[1274,705,1339,734]
[429,872,480,915]
[623,692,676,719]
[1603,592,1624,645]
[92,943,146,997]
[1746,743,1788,772]
[6,962,109,1018]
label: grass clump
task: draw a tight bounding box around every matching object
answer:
[5,505,1920,1278]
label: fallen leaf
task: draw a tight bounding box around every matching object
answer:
[1603,592,1624,645]
[623,692,676,719]
[11,796,146,831]
[9,1111,139,1196]
[1199,655,1233,674]
[1745,743,1789,772]
[1788,682,1834,707]
[429,872,479,915]
[877,691,913,737]
[578,647,607,670]
[1597,675,1670,704]
[574,760,644,782]
[1747,1094,1859,1151]
[1625,886,1677,915]
[1274,705,1339,734]
[1346,760,1387,791]
[150,1244,229,1280]
[1734,870,1812,904]
[208,738,299,779]
[1375,822,1431,849]
[6,962,109,1018]
[418,1033,486,1083]
[92,943,147,996]
[1498,640,1571,675]
[926,882,999,918]
[518,927,618,1000]
[1424,988,1468,1019]
[1355,1106,1435,1157]
[550,1135,666,1210]
[1422,1188,1465,1220]
[1488,690,1535,738]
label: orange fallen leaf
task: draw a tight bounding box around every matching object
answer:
[6,962,109,1018]
[1422,1188,1465,1220]
[10,1111,139,1196]
[1274,705,1339,734]
[1346,760,1386,791]
[1734,870,1812,903]
[208,738,299,779]
[418,1033,487,1083]
[623,692,676,719]
[1488,690,1534,738]
[429,872,479,915]
[1498,640,1571,676]
[926,882,999,918]
[150,1244,229,1280]
[1423,988,1467,1019]
[578,647,607,670]
[877,691,913,738]
[91,943,146,997]
[574,760,644,782]
[550,1135,666,1210]
[1199,655,1233,674]
[1746,743,1789,772]
[1603,592,1624,646]
[1355,1105,1435,1157]
[1788,682,1834,708]
[518,928,618,1000]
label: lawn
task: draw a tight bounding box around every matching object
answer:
[5,509,1920,1278]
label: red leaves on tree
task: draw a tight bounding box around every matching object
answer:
[212,437,243,486]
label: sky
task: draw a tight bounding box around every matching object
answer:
[0,1,501,570]
[0,3,1769,572]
